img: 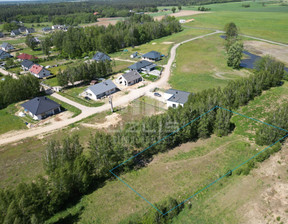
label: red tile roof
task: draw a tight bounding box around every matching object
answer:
[29,64,43,74]
[17,53,38,60]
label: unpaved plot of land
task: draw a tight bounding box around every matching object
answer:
[82,17,123,27]
[81,113,122,129]
[237,143,288,224]
[244,40,288,65]
[154,10,209,21]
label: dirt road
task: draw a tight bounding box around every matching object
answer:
[0,67,18,79]
[0,31,220,146]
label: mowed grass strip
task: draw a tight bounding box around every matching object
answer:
[170,34,249,92]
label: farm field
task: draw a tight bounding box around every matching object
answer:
[170,33,251,92]
[184,2,288,43]
[52,82,288,224]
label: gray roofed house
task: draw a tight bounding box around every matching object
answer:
[18,26,27,33]
[1,42,14,51]
[21,60,34,71]
[84,79,118,100]
[21,96,61,120]
[128,60,153,72]
[42,27,52,32]
[116,70,142,86]
[142,51,161,61]
[164,89,191,108]
[11,29,21,36]
[0,32,4,38]
[0,50,13,60]
[92,51,111,62]
[26,28,35,34]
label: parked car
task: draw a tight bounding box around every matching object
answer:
[84,96,91,101]
[154,92,161,97]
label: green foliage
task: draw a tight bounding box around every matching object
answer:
[25,34,38,51]
[227,41,243,69]
[172,7,176,13]
[214,108,233,137]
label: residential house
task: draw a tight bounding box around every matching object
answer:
[0,50,13,60]
[92,51,111,62]
[11,29,21,36]
[142,51,161,61]
[42,27,52,32]
[84,80,118,100]
[21,96,61,120]
[26,28,35,34]
[128,60,156,72]
[21,60,34,71]
[116,71,142,86]
[17,53,38,61]
[29,64,51,78]
[164,89,191,108]
[0,32,4,38]
[18,26,27,33]
[1,42,14,51]
[52,25,68,31]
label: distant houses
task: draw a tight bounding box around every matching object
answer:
[21,60,34,71]
[0,50,13,60]
[26,28,35,34]
[116,71,142,86]
[21,96,61,120]
[42,27,52,32]
[128,60,156,73]
[92,52,111,62]
[29,64,51,78]
[142,51,161,61]
[1,42,14,52]
[83,79,117,100]
[164,89,191,108]
[52,25,68,31]
[18,26,27,33]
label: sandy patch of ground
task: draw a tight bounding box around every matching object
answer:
[162,41,174,45]
[238,142,288,224]
[185,18,195,23]
[82,17,122,27]
[152,42,157,45]
[154,10,210,21]
[244,40,288,65]
[81,113,122,129]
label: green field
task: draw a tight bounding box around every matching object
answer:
[170,34,250,92]
[0,104,27,135]
[184,2,288,43]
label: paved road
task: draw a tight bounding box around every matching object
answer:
[0,31,221,146]
[0,67,18,79]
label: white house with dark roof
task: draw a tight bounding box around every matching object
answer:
[21,60,34,71]
[1,42,14,51]
[21,96,61,120]
[0,50,13,60]
[142,51,161,61]
[11,29,21,36]
[92,52,111,62]
[164,89,191,108]
[83,80,118,100]
[128,60,156,72]
[116,71,142,86]
[0,32,4,38]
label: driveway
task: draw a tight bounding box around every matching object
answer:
[0,31,221,146]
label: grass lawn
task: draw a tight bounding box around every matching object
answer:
[185,2,288,44]
[142,73,159,82]
[59,86,104,107]
[43,76,59,86]
[170,33,250,92]
[48,95,81,117]
[112,60,134,73]
[0,104,27,135]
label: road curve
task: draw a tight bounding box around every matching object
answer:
[0,31,220,146]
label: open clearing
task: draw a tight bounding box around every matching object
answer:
[82,17,123,27]
[244,40,288,65]
[153,10,209,21]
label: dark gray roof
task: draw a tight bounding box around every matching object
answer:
[128,60,152,70]
[11,29,21,35]
[18,26,27,32]
[87,79,117,96]
[92,52,111,61]
[0,32,4,38]
[142,64,157,70]
[21,60,34,69]
[122,71,142,82]
[42,27,52,31]
[142,51,161,60]
[0,50,13,60]
[165,89,191,104]
[21,97,60,115]
[1,42,14,50]
[26,28,35,33]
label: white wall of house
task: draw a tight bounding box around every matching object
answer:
[29,107,61,120]
[32,69,51,78]
[167,101,183,108]
[84,88,117,101]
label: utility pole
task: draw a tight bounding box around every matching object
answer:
[109,95,114,113]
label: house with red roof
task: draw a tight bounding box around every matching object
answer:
[29,64,51,78]
[17,53,38,61]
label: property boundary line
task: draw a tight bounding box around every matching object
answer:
[109,106,288,215]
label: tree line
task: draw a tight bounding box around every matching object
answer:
[0,55,286,223]
[46,14,181,58]
[57,60,113,86]
[0,75,40,109]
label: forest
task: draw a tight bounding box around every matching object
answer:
[0,56,286,223]
[0,0,240,24]
[48,14,182,58]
